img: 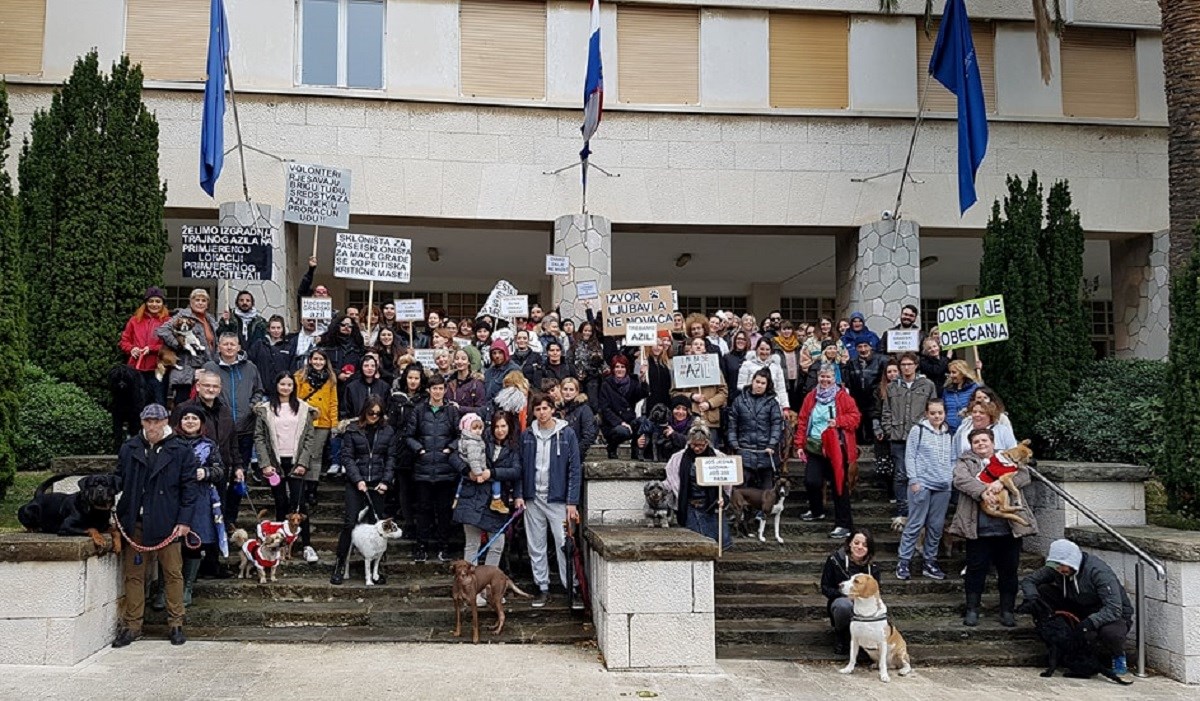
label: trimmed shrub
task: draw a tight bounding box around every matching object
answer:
[0,81,23,502]
[1036,359,1168,467]
[1163,236,1200,515]
[13,366,110,470]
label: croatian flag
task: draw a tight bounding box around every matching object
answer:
[580,0,603,160]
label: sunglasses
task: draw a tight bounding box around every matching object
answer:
[340,321,353,328]
[367,410,382,417]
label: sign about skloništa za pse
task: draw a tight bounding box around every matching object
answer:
[937,295,1009,349]
[284,163,351,229]
[334,233,411,283]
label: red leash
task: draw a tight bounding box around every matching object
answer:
[113,511,202,552]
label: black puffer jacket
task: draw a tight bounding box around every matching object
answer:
[727,390,783,472]
[403,401,462,482]
[511,348,544,389]
[820,546,881,603]
[388,388,427,471]
[340,376,389,419]
[560,396,598,460]
[339,422,396,485]
[598,376,646,428]
[451,440,523,533]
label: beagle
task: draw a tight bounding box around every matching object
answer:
[838,572,912,683]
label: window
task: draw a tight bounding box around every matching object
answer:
[0,0,45,75]
[345,291,539,321]
[460,0,546,100]
[780,297,835,326]
[769,13,848,109]
[921,298,955,332]
[677,296,748,317]
[163,285,215,313]
[1088,300,1114,359]
[617,5,699,105]
[1061,28,1137,119]
[915,20,996,114]
[299,0,384,89]
[125,0,208,81]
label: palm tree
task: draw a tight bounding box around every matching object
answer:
[1160,2,1200,272]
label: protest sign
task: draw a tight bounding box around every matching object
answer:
[937,295,1009,350]
[696,456,744,487]
[300,297,333,321]
[413,349,438,366]
[624,322,658,346]
[886,329,921,353]
[545,255,570,276]
[499,295,529,319]
[478,280,519,318]
[334,233,411,283]
[603,285,674,335]
[576,281,599,301]
[394,299,425,322]
[672,290,678,312]
[672,353,721,389]
[284,163,351,229]
[180,223,274,281]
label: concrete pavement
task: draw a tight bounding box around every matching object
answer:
[0,641,1192,700]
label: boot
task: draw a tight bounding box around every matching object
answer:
[963,592,981,627]
[182,558,202,608]
[330,558,345,585]
[606,444,618,460]
[630,443,642,462]
[998,591,1017,627]
[833,627,851,656]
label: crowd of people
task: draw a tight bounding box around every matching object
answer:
[107,278,1129,677]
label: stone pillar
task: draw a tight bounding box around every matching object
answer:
[216,201,293,322]
[1111,230,1170,360]
[552,214,612,321]
[835,219,921,332]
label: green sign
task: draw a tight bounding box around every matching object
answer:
[936,295,1009,349]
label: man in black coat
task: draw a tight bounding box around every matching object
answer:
[111,403,199,648]
[845,340,888,446]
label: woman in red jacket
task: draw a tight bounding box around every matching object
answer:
[119,287,170,406]
[795,362,861,540]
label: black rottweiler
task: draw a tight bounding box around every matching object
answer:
[17,473,122,555]
[1017,597,1131,684]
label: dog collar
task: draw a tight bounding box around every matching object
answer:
[852,612,890,623]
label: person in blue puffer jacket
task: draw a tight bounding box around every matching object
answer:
[942,359,980,433]
[840,311,881,361]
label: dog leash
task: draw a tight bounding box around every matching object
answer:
[112,510,202,553]
[469,506,525,566]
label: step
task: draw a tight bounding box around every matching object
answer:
[144,621,594,645]
[717,639,1046,666]
[714,551,1044,575]
[193,574,468,601]
[715,617,1037,648]
[715,572,981,596]
[714,593,968,620]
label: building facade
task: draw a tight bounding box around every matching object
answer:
[0,0,1170,357]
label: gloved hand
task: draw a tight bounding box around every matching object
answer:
[1079,619,1098,644]
[1015,598,1038,615]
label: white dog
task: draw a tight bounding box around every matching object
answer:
[344,518,403,586]
[838,573,912,683]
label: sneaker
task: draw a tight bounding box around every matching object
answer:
[923,561,946,580]
[412,545,428,564]
[571,589,585,610]
[168,627,187,646]
[895,559,911,580]
[828,527,851,539]
[303,546,319,563]
[436,550,451,563]
[532,590,549,608]
[1112,653,1128,676]
[326,463,341,476]
[489,498,510,514]
[476,593,488,607]
[111,628,141,649]
[800,510,825,522]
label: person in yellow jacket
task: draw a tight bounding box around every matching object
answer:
[291,349,338,562]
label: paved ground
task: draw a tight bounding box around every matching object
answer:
[0,641,1191,700]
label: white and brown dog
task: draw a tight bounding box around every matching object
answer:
[838,573,912,683]
[344,518,403,586]
[232,529,287,584]
[730,477,790,544]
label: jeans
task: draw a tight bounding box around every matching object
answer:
[685,507,732,549]
[139,370,165,407]
[525,498,569,591]
[890,440,909,518]
[829,596,854,631]
[463,524,505,567]
[964,534,1022,597]
[897,486,951,562]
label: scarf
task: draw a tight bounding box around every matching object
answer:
[669,414,691,433]
[304,365,330,393]
[815,384,838,405]
[234,307,260,329]
[774,334,800,353]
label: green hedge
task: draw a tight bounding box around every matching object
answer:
[1036,358,1168,466]
[14,365,110,470]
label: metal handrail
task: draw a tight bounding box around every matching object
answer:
[1027,464,1166,678]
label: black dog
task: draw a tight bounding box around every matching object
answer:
[1017,598,1131,684]
[18,473,122,555]
[108,363,145,451]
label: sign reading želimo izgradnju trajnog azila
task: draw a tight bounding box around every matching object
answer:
[937,295,1009,350]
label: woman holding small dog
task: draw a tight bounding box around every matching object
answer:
[332,396,397,584]
[821,528,880,655]
[254,372,320,558]
[949,427,1038,628]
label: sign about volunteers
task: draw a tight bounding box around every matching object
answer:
[696,456,744,487]
[334,233,411,283]
[886,329,921,353]
[478,280,519,318]
[300,297,333,321]
[576,281,599,300]
[394,299,425,322]
[545,255,570,276]
[603,285,674,335]
[624,322,658,346]
[937,295,1009,349]
[180,223,274,281]
[500,295,529,319]
[672,353,721,389]
[284,163,352,229]
[413,349,438,367]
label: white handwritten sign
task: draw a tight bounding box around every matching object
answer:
[180,223,274,281]
[886,329,920,353]
[696,456,744,487]
[413,349,438,367]
[394,299,425,322]
[624,322,658,346]
[334,233,411,283]
[478,280,519,318]
[300,297,333,321]
[603,285,674,335]
[284,163,351,229]
[672,353,721,389]
[576,281,599,301]
[499,295,529,319]
[545,255,570,276]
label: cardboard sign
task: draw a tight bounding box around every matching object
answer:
[603,285,674,335]
[334,233,411,283]
[886,329,921,353]
[499,295,529,319]
[576,280,599,301]
[672,353,721,389]
[394,299,425,322]
[624,322,658,346]
[300,297,333,321]
[696,456,744,487]
[672,290,679,312]
[180,223,274,281]
[454,338,470,349]
[284,163,352,229]
[545,255,571,276]
[478,280,519,318]
[937,295,1009,350]
[413,349,438,367]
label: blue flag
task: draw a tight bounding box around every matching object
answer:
[929,0,988,214]
[199,0,229,197]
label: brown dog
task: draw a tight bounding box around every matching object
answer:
[778,411,799,475]
[451,560,533,643]
[256,509,307,561]
[730,477,790,543]
[979,440,1034,526]
[839,573,912,682]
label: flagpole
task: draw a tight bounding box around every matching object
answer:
[223,54,251,203]
[893,70,932,222]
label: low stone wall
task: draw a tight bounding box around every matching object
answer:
[0,534,122,665]
[1067,525,1200,685]
[582,460,667,526]
[51,455,117,475]
[584,525,718,671]
[1025,461,1150,554]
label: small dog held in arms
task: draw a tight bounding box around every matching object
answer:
[157,317,206,380]
[18,474,122,555]
[232,529,287,584]
[976,440,1036,527]
[451,560,533,643]
[839,573,912,683]
[643,480,674,528]
[344,518,404,586]
[730,477,790,544]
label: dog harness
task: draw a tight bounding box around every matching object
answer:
[977,454,1018,484]
[243,538,281,569]
[851,612,890,623]
[257,520,298,546]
